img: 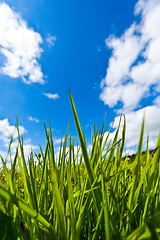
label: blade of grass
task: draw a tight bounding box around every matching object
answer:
[69,90,94,184]
[127,115,145,232]
[101,173,111,240]
[48,142,67,240]
[69,90,102,213]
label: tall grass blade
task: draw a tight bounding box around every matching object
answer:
[69,90,102,213]
[69,90,94,184]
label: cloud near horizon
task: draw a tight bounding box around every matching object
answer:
[0,2,45,84]
[0,118,26,144]
[103,102,160,154]
[0,118,38,165]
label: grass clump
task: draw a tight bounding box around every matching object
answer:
[0,91,160,239]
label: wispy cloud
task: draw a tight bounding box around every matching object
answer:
[0,2,45,84]
[43,93,60,100]
[28,116,39,123]
[54,137,65,145]
[46,34,57,47]
[100,0,160,113]
[154,96,160,106]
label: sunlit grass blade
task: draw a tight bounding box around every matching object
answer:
[101,173,111,240]
[60,119,70,183]
[119,115,126,159]
[100,120,115,160]
[37,138,49,209]
[127,115,145,231]
[48,145,67,239]
[66,135,79,240]
[69,90,102,213]
[150,130,160,187]
[103,116,122,174]
[16,118,36,209]
[28,151,38,212]
[69,90,94,183]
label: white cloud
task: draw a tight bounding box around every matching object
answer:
[43,92,59,100]
[46,34,57,47]
[10,138,38,156]
[0,2,45,84]
[100,0,160,113]
[0,149,8,160]
[0,118,38,168]
[103,105,160,151]
[0,118,26,144]
[0,140,38,169]
[28,116,39,123]
[0,118,38,163]
[21,143,38,157]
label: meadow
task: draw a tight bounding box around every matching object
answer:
[0,91,160,239]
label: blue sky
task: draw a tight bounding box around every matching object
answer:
[0,0,160,161]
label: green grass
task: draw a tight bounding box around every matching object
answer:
[0,91,160,239]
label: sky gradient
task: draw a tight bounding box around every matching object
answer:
[0,0,160,164]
